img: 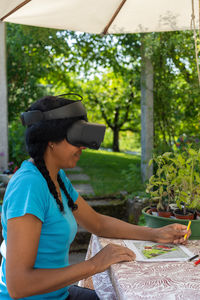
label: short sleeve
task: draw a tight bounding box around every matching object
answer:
[59,169,79,203]
[4,173,48,222]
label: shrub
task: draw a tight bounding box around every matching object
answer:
[8,120,28,167]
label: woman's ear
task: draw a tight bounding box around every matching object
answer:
[48,142,54,150]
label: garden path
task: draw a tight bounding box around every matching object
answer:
[65,166,94,196]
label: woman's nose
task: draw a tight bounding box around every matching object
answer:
[80,146,87,150]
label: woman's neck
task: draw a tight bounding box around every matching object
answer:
[30,156,59,183]
[43,153,60,183]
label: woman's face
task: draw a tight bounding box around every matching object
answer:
[48,139,86,169]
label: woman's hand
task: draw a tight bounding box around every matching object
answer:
[89,243,136,274]
[153,223,191,244]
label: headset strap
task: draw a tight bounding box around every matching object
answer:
[21,101,87,126]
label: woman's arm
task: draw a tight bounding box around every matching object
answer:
[73,196,190,244]
[6,214,134,299]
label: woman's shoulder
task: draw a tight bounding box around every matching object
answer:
[7,160,48,195]
[10,160,46,183]
[3,161,50,221]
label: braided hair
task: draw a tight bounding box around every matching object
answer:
[25,95,81,212]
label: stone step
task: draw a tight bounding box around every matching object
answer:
[87,198,127,220]
[73,184,94,195]
[67,174,90,181]
[65,166,83,173]
[69,250,87,265]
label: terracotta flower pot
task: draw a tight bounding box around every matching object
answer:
[174,209,194,220]
[158,211,172,218]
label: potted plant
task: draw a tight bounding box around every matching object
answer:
[172,148,200,219]
[145,152,179,217]
[143,148,200,239]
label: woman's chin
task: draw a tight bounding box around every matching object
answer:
[67,161,78,169]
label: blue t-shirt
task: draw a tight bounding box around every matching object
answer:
[0,160,78,299]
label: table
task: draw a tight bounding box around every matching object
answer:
[79,234,200,300]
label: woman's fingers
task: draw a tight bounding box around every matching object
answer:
[173,223,191,243]
[89,243,136,273]
[105,243,136,262]
[155,223,190,244]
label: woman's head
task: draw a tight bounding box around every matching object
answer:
[25,95,83,161]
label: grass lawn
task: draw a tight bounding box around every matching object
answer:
[74,149,145,196]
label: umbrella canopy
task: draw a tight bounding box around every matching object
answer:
[0,0,199,34]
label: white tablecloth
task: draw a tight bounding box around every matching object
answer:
[80,235,200,300]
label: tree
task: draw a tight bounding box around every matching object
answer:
[67,32,141,77]
[82,72,140,152]
[151,31,200,153]
[7,24,76,121]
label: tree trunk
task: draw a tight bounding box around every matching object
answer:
[112,128,120,152]
[0,22,8,172]
[140,39,154,182]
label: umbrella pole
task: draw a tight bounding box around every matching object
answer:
[0,22,8,172]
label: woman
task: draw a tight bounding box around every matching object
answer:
[0,95,190,300]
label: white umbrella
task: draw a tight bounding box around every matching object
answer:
[0,0,199,34]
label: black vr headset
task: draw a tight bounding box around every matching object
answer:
[20,97,106,150]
